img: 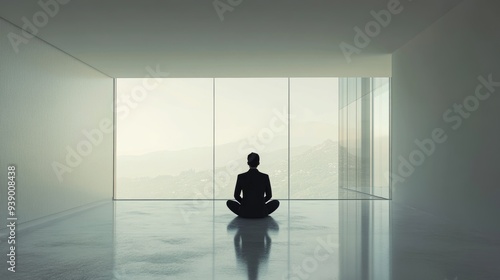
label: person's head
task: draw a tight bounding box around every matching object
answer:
[247,152,260,168]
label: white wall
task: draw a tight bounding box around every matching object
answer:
[0,18,113,228]
[392,0,500,234]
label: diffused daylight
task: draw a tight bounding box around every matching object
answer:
[115,77,390,200]
[1,0,499,279]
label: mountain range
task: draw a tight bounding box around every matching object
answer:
[117,139,340,199]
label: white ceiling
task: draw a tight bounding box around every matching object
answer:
[0,0,464,77]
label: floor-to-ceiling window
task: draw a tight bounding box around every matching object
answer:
[115,77,390,200]
[116,79,213,199]
[289,78,339,199]
[338,77,391,199]
[214,78,289,199]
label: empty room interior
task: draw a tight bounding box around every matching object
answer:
[1,0,499,279]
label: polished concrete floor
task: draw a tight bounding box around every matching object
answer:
[1,200,499,280]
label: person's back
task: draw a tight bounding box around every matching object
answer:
[236,169,271,218]
[226,153,279,218]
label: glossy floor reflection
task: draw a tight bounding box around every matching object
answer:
[1,200,499,279]
[227,217,279,279]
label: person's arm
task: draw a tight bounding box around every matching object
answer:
[234,175,243,203]
[264,175,272,202]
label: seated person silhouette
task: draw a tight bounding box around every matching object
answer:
[226,153,280,218]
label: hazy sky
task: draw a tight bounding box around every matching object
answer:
[117,78,340,156]
[115,77,390,199]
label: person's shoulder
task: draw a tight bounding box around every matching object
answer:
[257,170,269,177]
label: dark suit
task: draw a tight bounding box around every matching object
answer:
[227,168,279,218]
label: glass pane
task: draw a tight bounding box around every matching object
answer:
[356,83,362,191]
[339,106,348,189]
[290,78,338,199]
[372,78,390,198]
[340,79,347,109]
[347,100,357,190]
[358,92,372,193]
[116,78,213,199]
[215,78,288,199]
[347,78,357,104]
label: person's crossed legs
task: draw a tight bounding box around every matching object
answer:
[226,200,280,217]
[226,200,241,216]
[266,200,279,215]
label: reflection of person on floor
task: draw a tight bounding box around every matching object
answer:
[226,152,280,218]
[227,217,279,280]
